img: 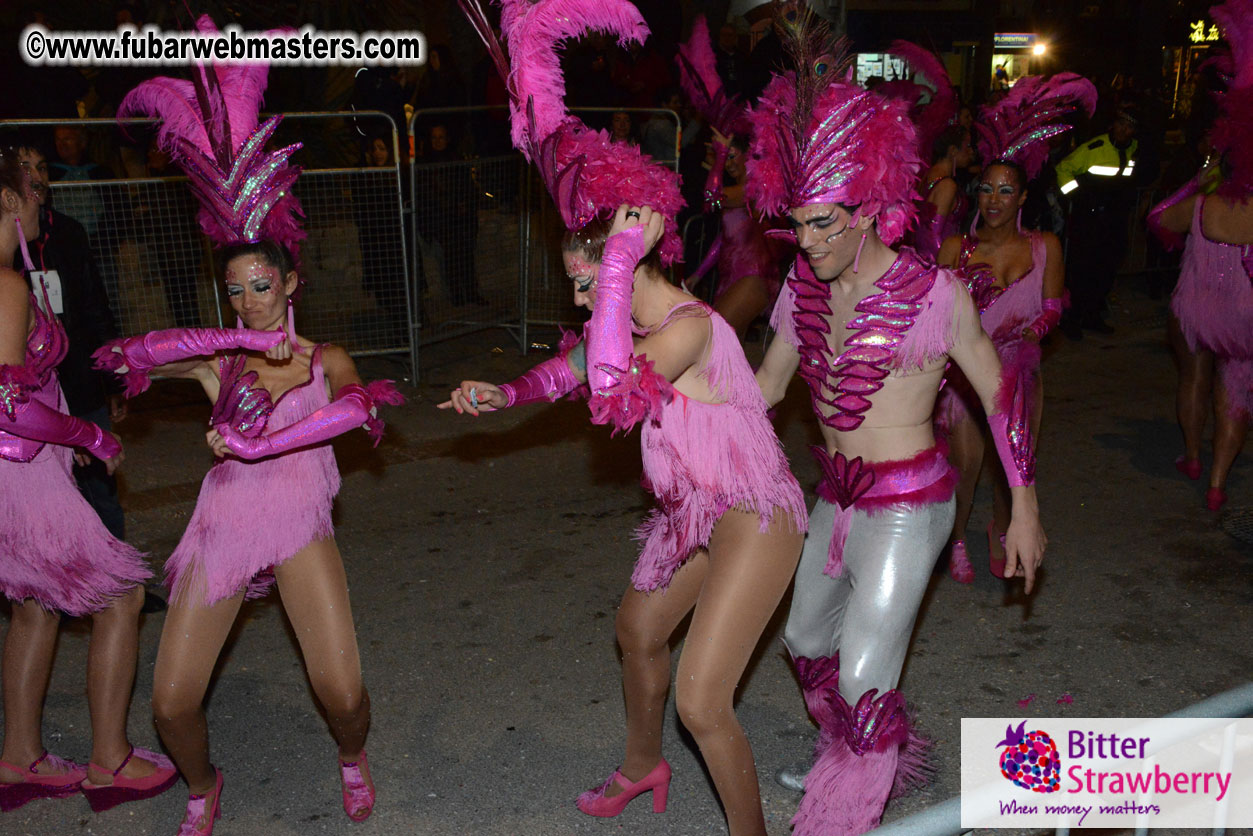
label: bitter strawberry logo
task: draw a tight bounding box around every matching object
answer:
[996,721,1061,793]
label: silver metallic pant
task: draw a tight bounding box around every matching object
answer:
[783,497,955,701]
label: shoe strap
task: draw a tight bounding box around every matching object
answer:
[88,745,135,777]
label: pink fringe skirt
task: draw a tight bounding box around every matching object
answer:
[0,442,149,616]
[165,445,339,607]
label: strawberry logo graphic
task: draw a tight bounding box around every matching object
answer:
[995,721,1061,793]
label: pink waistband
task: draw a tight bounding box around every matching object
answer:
[813,443,958,580]
[814,443,955,509]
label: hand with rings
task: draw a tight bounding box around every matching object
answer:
[437,381,505,416]
[608,204,665,254]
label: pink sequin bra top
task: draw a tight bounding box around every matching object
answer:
[210,353,275,439]
[25,283,70,382]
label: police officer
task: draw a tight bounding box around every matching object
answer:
[1056,109,1139,337]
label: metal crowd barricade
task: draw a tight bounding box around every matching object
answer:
[865,681,1253,835]
[409,105,530,373]
[1121,186,1175,278]
[1,112,413,371]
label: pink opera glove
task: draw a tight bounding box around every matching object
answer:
[989,412,1034,487]
[1025,297,1064,340]
[1146,178,1198,252]
[498,333,582,407]
[586,225,674,432]
[703,141,731,212]
[216,383,391,460]
[1,367,119,460]
[93,328,287,397]
[683,234,722,291]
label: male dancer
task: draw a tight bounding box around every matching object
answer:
[745,18,1046,835]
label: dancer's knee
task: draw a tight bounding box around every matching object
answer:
[674,678,734,740]
[151,688,201,730]
[782,618,831,661]
[615,606,667,657]
[96,585,144,623]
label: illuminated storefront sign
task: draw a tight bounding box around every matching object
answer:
[1189,20,1220,43]
[994,32,1037,49]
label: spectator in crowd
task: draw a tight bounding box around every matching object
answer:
[610,110,634,145]
[135,141,204,329]
[1056,108,1139,337]
[356,134,409,344]
[566,34,618,108]
[611,39,674,110]
[715,22,747,98]
[414,123,486,308]
[640,88,683,165]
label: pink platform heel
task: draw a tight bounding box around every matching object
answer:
[1206,487,1228,512]
[1175,456,1202,481]
[576,758,671,817]
[0,751,85,811]
[176,768,222,836]
[339,750,375,822]
[81,746,179,812]
[988,522,1008,579]
[948,539,974,584]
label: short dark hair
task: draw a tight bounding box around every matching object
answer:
[933,125,970,162]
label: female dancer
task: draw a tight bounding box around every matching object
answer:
[676,17,782,337]
[96,22,401,833]
[914,125,974,261]
[0,149,177,813]
[445,204,803,834]
[936,74,1094,582]
[455,3,806,833]
[1146,0,1253,510]
[1150,167,1252,511]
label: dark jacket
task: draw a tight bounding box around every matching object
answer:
[23,208,120,415]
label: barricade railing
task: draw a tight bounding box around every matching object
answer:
[866,681,1253,835]
[1,112,413,372]
[409,106,682,376]
[1121,185,1175,277]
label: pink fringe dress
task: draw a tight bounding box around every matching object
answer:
[0,289,149,616]
[165,346,340,606]
[630,302,807,592]
[713,208,783,304]
[936,231,1047,430]
[1170,197,1253,417]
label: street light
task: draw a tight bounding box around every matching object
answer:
[1033,43,1048,56]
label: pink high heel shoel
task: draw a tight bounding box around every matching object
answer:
[576,757,671,817]
[339,751,375,822]
[81,746,179,812]
[0,751,85,811]
[949,539,974,584]
[177,769,223,836]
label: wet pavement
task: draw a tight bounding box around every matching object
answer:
[2,275,1250,836]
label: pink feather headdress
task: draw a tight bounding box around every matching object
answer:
[974,73,1097,181]
[117,15,305,260]
[1211,0,1253,196]
[745,8,921,245]
[876,40,958,162]
[676,16,749,138]
[459,0,685,265]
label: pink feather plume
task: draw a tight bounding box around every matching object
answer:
[974,73,1097,181]
[885,40,957,160]
[1211,0,1253,194]
[676,17,749,136]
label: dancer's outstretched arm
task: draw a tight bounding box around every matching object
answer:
[439,332,587,417]
[947,284,1047,591]
[94,327,288,396]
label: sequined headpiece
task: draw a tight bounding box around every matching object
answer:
[118,16,304,260]
[460,0,684,264]
[745,7,921,244]
[1211,0,1253,195]
[974,73,1097,181]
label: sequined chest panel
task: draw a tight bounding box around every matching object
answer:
[26,288,69,382]
[789,250,938,432]
[211,354,276,438]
